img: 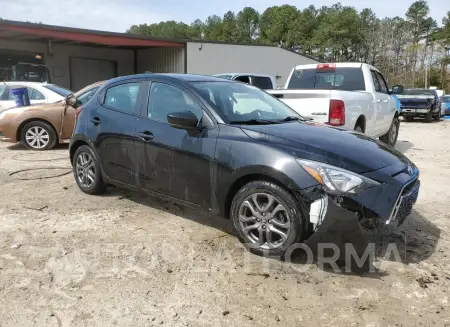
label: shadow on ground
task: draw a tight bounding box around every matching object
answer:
[102,187,441,276]
[395,140,413,154]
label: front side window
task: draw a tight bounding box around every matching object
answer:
[104,83,140,114]
[192,81,302,123]
[147,82,203,123]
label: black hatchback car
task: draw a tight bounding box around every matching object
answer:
[70,74,420,257]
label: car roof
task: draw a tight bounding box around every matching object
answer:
[105,73,227,86]
[1,81,49,86]
[214,73,274,78]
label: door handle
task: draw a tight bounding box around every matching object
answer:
[376,99,381,103]
[137,131,154,141]
[382,99,389,103]
[91,117,101,125]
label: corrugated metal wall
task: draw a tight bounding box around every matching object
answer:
[186,42,318,87]
[137,47,185,73]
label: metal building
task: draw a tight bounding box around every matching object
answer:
[0,20,318,91]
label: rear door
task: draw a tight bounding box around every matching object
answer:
[91,80,144,185]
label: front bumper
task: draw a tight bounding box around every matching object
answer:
[401,108,430,115]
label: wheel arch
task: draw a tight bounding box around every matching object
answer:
[17,118,59,143]
[355,115,366,132]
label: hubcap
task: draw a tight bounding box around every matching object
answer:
[25,126,49,149]
[238,193,291,250]
[75,152,96,188]
[389,123,397,144]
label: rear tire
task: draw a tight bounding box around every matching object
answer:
[21,121,57,150]
[230,180,305,258]
[380,117,399,147]
[73,145,106,195]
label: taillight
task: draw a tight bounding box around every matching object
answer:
[327,100,345,126]
[75,106,83,120]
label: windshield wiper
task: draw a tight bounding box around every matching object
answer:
[229,119,281,125]
[280,116,312,122]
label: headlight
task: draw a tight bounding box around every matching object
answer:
[297,159,380,194]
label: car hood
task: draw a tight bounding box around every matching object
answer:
[240,121,410,173]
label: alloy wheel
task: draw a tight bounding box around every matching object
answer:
[75,152,96,188]
[25,126,50,149]
[238,193,291,250]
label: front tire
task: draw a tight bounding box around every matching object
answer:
[230,180,305,257]
[73,145,106,195]
[380,117,399,147]
[434,110,441,121]
[21,121,57,150]
[425,110,433,123]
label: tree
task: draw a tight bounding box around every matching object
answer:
[259,5,298,46]
[235,7,260,43]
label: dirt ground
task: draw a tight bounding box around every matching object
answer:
[0,120,449,327]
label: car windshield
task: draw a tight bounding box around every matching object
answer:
[192,81,303,124]
[403,89,434,96]
[441,96,450,102]
[43,84,73,97]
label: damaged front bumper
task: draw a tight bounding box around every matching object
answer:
[300,163,420,260]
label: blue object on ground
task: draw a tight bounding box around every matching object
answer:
[11,87,30,107]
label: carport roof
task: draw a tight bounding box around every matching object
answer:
[0,19,185,48]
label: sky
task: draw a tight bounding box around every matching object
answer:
[1,0,449,33]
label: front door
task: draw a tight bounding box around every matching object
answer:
[90,81,144,185]
[135,81,218,207]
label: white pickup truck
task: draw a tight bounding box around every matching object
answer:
[267,63,400,146]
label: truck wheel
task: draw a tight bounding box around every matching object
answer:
[380,117,399,147]
[425,111,433,123]
[404,116,413,122]
[434,110,441,121]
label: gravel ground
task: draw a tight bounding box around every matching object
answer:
[0,120,449,327]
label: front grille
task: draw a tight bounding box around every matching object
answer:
[389,178,420,225]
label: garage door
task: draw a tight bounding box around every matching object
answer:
[70,57,117,91]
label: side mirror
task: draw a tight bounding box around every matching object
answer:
[167,111,199,129]
[391,85,404,94]
[65,94,78,108]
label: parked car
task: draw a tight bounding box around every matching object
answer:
[0,81,104,150]
[440,95,450,116]
[0,81,72,112]
[213,73,277,90]
[267,63,400,146]
[69,74,420,258]
[396,88,441,122]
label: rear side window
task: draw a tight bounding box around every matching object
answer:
[252,76,273,90]
[104,83,140,114]
[287,67,365,91]
[0,85,6,99]
[27,88,46,100]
